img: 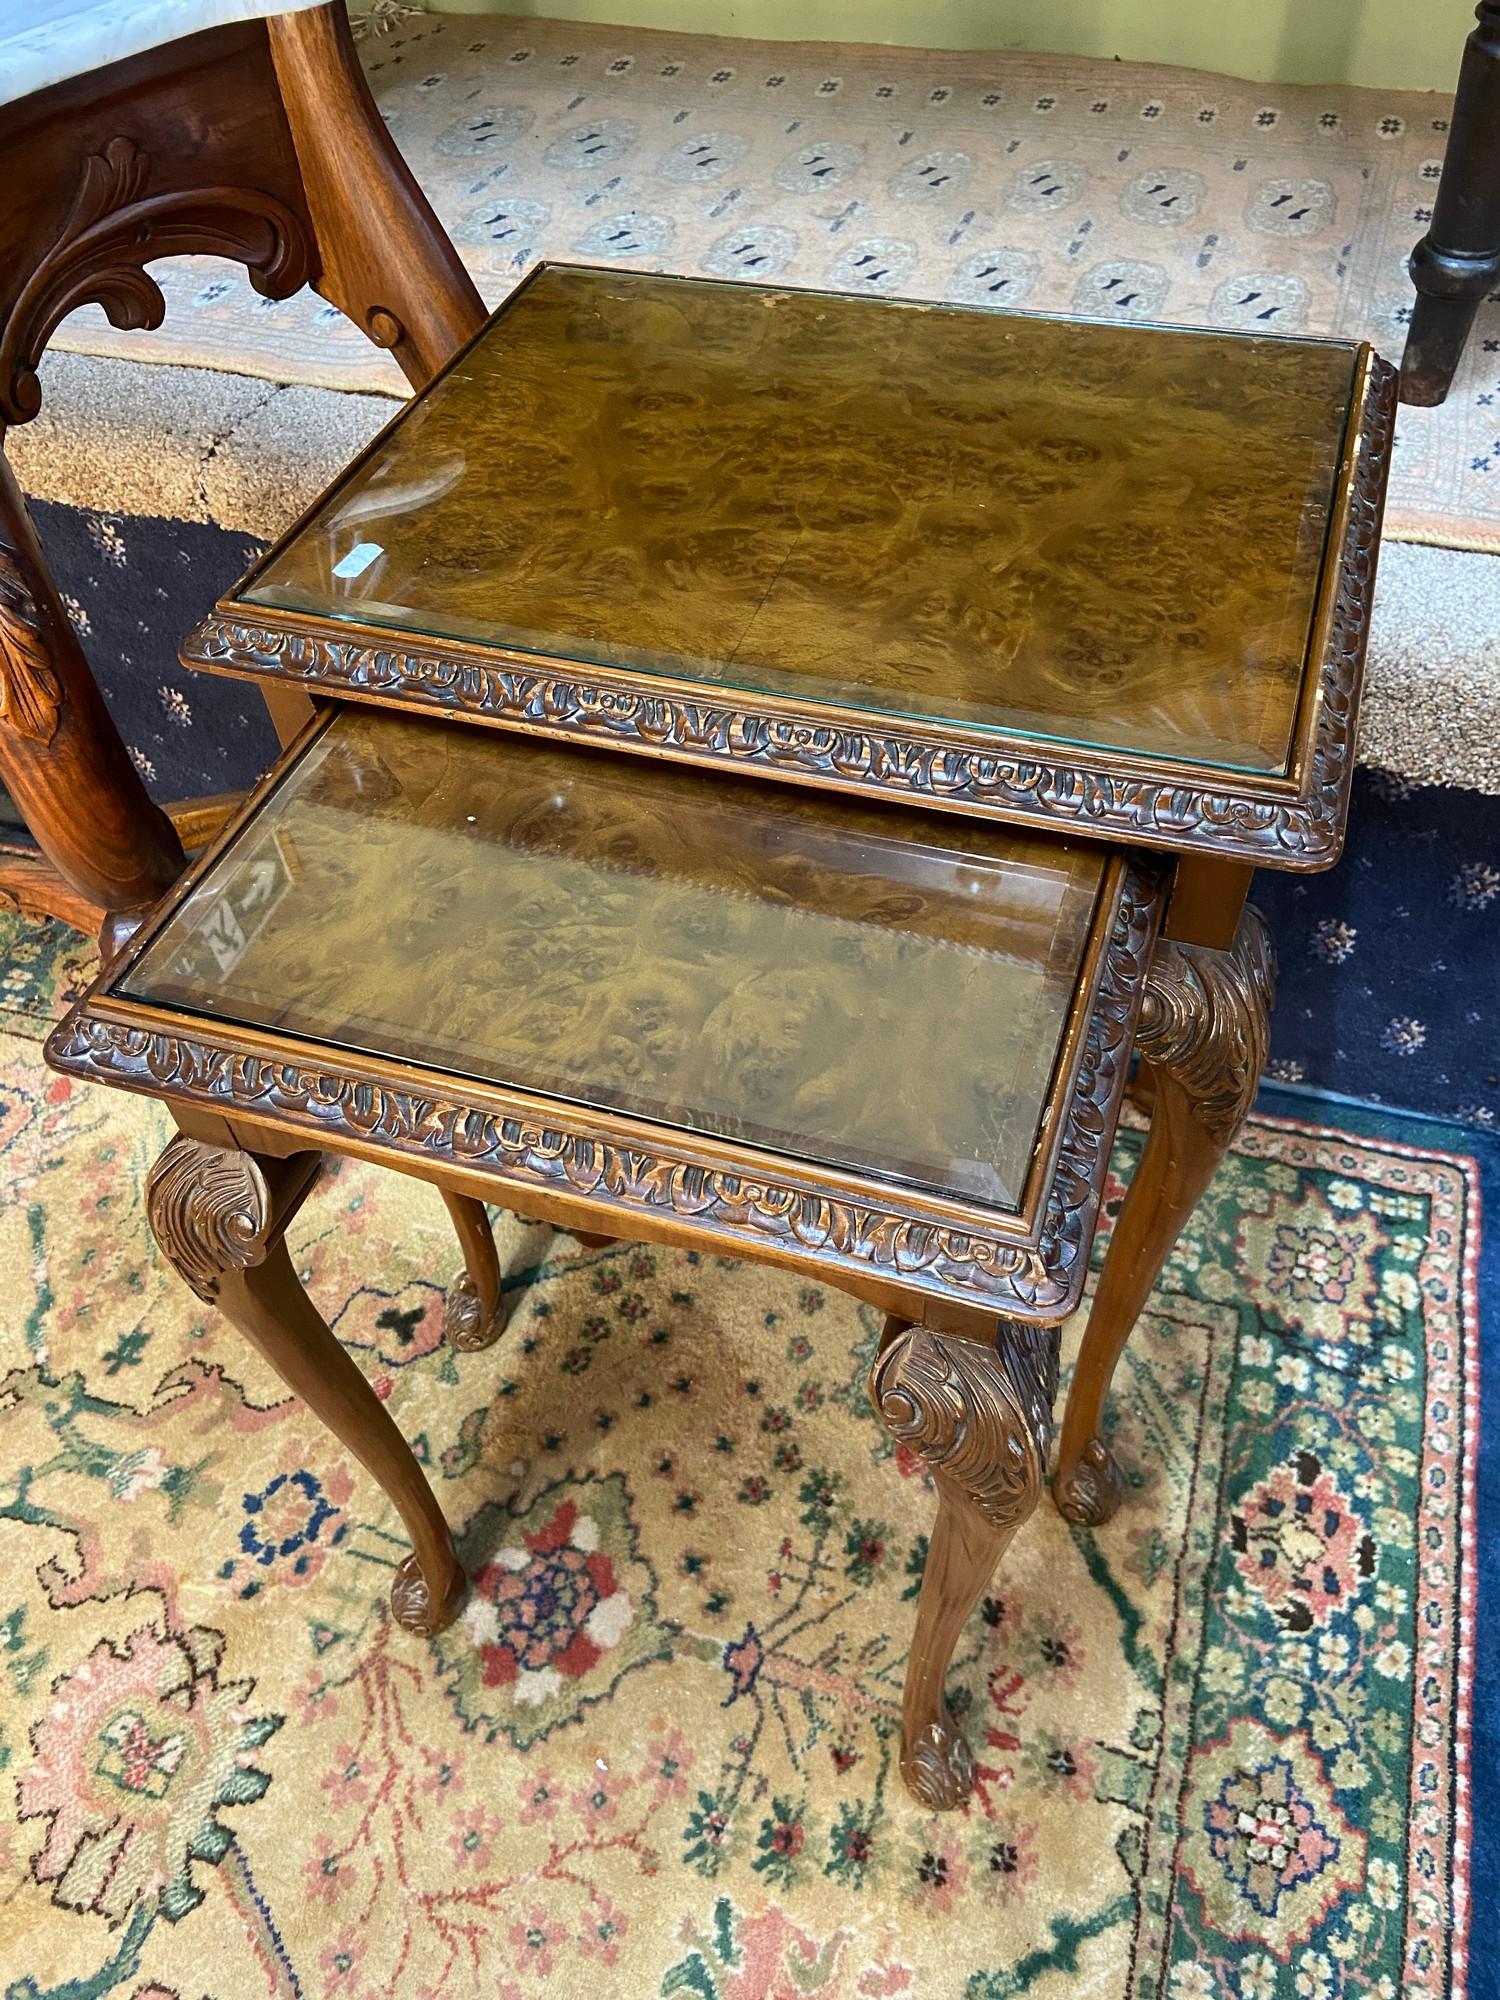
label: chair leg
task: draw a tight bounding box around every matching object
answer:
[0,844,102,934]
[266,2,486,391]
[1053,907,1275,1526]
[1402,0,1500,405]
[146,1133,465,1633]
[0,454,183,923]
[441,1190,509,1351]
[872,1318,1057,1811]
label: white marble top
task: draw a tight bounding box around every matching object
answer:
[1,0,324,105]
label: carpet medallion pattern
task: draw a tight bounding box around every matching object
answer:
[0,934,1477,1998]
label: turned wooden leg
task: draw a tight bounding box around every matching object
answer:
[1054,906,1276,1527]
[872,1318,1057,1811]
[0,454,183,921]
[267,3,485,391]
[1402,1,1500,405]
[441,1190,508,1351]
[146,1134,464,1632]
[570,1229,617,1250]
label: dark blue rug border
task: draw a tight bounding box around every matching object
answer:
[1258,1081,1495,2000]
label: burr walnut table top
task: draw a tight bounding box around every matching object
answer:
[183,264,1396,867]
[46,706,1164,1322]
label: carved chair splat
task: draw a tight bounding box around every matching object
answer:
[0,0,484,935]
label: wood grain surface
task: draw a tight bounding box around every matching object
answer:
[120,709,1103,1208]
[247,265,1358,774]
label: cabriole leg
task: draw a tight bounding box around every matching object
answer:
[1053,906,1275,1526]
[147,1133,465,1632]
[872,1317,1058,1810]
[441,1190,508,1351]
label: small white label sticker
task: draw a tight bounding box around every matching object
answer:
[332,541,383,580]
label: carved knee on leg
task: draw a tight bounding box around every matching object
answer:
[872,1322,1056,1809]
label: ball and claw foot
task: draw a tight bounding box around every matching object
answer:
[902,1717,976,1812]
[1053,1437,1127,1527]
[389,1551,466,1634]
[443,1271,507,1351]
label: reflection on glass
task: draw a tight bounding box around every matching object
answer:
[121,710,1105,1208]
[243,264,1357,774]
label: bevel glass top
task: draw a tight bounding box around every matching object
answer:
[241,265,1359,775]
[120,708,1105,1209]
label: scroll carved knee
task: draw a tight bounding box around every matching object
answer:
[873,1320,1057,1810]
[146,1135,276,1299]
[1053,906,1276,1528]
[1134,906,1276,1152]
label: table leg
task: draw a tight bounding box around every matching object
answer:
[440,1191,509,1352]
[1053,906,1275,1526]
[871,1317,1058,1810]
[1127,1056,1158,1119]
[1401,0,1500,405]
[146,1133,465,1633]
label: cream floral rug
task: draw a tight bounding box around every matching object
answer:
[0,908,1478,1997]
[48,11,1495,550]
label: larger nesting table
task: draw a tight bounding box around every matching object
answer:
[45,266,1394,1811]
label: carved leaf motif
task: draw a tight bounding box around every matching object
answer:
[870,1323,1057,1529]
[0,549,61,745]
[389,1551,463,1634]
[1053,1436,1127,1528]
[144,1134,272,1304]
[2,135,312,424]
[442,1271,504,1351]
[1137,907,1277,1146]
[77,139,152,228]
[901,1720,974,1813]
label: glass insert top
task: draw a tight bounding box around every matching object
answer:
[243,265,1358,775]
[120,709,1106,1210]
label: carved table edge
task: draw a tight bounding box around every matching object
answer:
[42,861,1160,1322]
[179,358,1394,869]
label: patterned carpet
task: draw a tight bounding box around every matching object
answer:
[0,911,1479,1998]
[44,10,1499,552]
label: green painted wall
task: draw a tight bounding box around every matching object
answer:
[440,0,1470,92]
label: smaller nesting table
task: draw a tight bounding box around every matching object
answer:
[46,266,1392,1811]
[50,707,1162,1809]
